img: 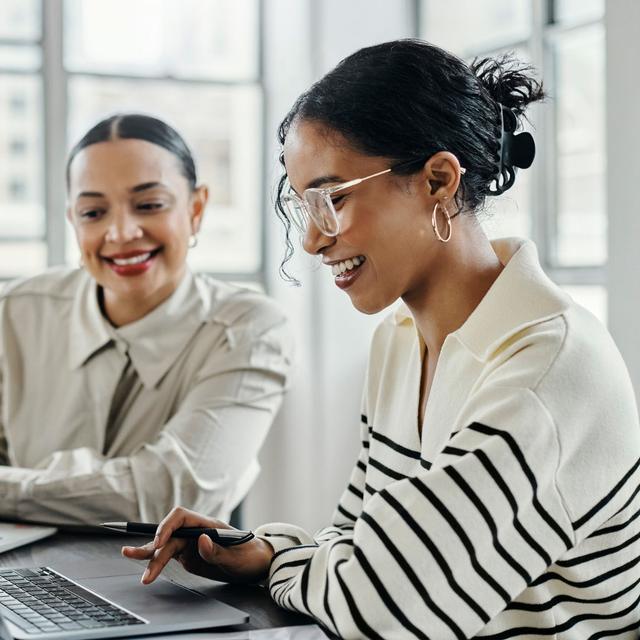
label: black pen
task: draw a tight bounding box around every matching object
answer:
[101,522,254,547]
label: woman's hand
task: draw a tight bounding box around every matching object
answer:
[121,506,274,585]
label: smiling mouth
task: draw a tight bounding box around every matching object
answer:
[102,248,161,266]
[331,255,366,277]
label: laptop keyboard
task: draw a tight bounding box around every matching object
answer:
[0,567,146,634]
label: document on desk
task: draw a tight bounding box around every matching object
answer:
[148,624,325,639]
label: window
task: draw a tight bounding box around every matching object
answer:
[0,0,45,277]
[0,0,263,283]
[420,0,606,323]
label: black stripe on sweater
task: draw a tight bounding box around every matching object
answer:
[360,511,466,639]
[347,483,364,500]
[573,457,640,530]
[420,458,432,470]
[334,558,386,640]
[468,423,573,549]
[556,529,640,567]
[368,455,407,481]
[588,620,640,639]
[445,466,532,583]
[353,546,431,639]
[364,482,377,496]
[532,553,640,588]
[473,448,552,565]
[507,574,640,612]
[368,426,421,459]
[337,503,358,523]
[480,591,640,640]
[590,505,640,538]
[380,488,490,624]
[408,476,511,605]
[270,556,314,578]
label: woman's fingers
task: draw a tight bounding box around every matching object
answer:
[121,541,154,560]
[154,506,223,549]
[142,538,187,584]
[197,533,216,562]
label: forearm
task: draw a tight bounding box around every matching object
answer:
[0,454,138,524]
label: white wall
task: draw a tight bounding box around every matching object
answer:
[243,0,416,531]
[606,0,640,407]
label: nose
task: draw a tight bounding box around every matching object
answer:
[301,219,335,255]
[104,209,144,244]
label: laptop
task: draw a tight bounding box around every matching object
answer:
[0,525,57,555]
[0,556,248,639]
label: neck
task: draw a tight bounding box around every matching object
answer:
[403,222,503,358]
[100,270,185,327]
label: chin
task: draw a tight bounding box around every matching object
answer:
[349,293,396,316]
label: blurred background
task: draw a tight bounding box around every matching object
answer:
[1,0,638,532]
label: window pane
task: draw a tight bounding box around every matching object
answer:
[0,0,41,41]
[0,45,41,71]
[482,169,532,240]
[554,24,605,266]
[0,74,44,238]
[555,0,604,24]
[562,285,607,326]
[64,0,259,81]
[421,0,530,55]
[0,241,46,278]
[67,77,262,273]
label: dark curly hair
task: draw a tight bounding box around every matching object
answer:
[274,39,545,280]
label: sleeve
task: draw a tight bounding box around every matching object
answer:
[0,311,294,525]
[256,385,575,639]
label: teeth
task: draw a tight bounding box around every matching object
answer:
[112,252,152,266]
[331,255,365,277]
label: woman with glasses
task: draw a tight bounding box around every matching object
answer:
[126,41,640,637]
[0,113,292,526]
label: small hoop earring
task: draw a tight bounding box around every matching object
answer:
[188,234,198,249]
[431,200,452,243]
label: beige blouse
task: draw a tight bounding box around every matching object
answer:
[0,268,293,525]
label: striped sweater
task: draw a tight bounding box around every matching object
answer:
[255,238,640,638]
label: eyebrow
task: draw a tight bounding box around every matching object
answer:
[76,182,168,199]
[304,175,343,191]
[289,174,344,197]
[130,181,167,193]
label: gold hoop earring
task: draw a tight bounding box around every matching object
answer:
[188,234,198,249]
[431,200,452,243]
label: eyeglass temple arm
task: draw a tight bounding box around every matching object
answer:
[323,165,465,196]
[325,169,392,195]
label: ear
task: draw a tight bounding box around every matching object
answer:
[423,151,464,201]
[189,185,208,235]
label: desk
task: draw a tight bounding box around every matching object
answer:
[0,531,312,634]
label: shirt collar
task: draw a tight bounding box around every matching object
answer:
[392,238,571,361]
[69,271,208,388]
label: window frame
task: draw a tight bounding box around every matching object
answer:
[418,0,606,290]
[0,0,266,286]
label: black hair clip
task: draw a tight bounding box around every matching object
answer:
[490,105,536,195]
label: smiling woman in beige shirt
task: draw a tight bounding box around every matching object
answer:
[0,114,293,525]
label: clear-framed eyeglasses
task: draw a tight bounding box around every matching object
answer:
[282,163,465,237]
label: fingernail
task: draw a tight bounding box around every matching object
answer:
[141,569,150,584]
